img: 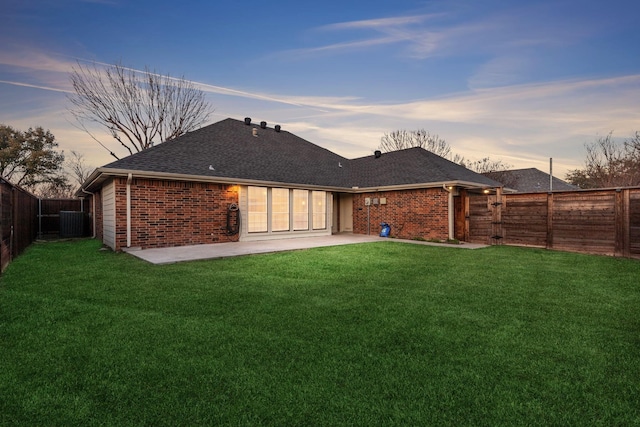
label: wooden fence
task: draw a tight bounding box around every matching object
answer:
[1,180,39,272]
[0,179,86,272]
[467,187,640,259]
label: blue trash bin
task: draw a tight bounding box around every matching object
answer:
[380,222,390,237]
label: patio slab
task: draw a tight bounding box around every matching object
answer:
[123,234,487,265]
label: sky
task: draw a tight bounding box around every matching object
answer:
[2,0,640,179]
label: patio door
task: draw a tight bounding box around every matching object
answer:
[339,194,353,233]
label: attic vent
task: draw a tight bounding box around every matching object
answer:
[275,125,281,132]
[260,121,267,129]
[374,150,382,158]
[244,117,251,125]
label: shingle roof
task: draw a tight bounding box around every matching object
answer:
[98,118,499,190]
[103,118,351,187]
[349,147,502,188]
[483,168,578,192]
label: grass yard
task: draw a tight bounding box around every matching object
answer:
[1,239,639,426]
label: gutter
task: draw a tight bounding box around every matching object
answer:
[85,168,502,195]
[82,168,350,193]
[349,179,502,193]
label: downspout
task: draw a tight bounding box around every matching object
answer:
[443,184,455,241]
[126,173,132,248]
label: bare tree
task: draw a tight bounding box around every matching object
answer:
[467,157,516,187]
[68,62,213,159]
[465,157,512,174]
[65,150,93,189]
[34,181,74,198]
[379,129,453,158]
[566,132,640,188]
[378,129,510,173]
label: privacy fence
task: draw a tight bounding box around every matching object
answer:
[466,187,640,259]
[1,180,38,272]
[0,179,84,272]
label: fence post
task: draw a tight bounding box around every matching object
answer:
[490,188,503,245]
[615,189,630,257]
[546,192,554,250]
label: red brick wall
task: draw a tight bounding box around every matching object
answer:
[111,178,239,250]
[352,188,449,240]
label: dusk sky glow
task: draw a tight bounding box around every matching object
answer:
[2,0,640,178]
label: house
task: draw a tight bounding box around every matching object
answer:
[483,168,579,193]
[79,118,502,251]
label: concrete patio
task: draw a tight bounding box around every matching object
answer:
[123,234,487,265]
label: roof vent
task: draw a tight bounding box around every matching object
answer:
[275,125,281,132]
[252,128,258,137]
[260,121,267,129]
[374,150,382,158]
[244,117,251,125]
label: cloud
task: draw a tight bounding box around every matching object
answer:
[274,13,444,59]
[318,14,442,31]
[3,48,638,179]
[0,80,72,93]
[277,2,603,66]
[240,73,640,176]
[0,49,75,74]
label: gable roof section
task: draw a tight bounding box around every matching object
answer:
[484,168,578,192]
[84,118,500,192]
[99,118,351,188]
[350,147,502,189]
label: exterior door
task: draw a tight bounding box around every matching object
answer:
[339,194,353,233]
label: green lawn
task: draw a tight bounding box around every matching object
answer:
[1,239,639,426]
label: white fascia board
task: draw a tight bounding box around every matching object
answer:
[82,168,348,193]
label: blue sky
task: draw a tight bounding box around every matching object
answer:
[2,0,640,178]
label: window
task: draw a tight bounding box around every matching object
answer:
[246,187,327,234]
[312,191,326,229]
[271,188,290,231]
[248,186,267,232]
[293,189,309,230]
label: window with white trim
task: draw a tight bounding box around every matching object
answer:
[312,191,326,229]
[246,187,327,234]
[293,189,309,230]
[247,186,267,233]
[271,188,290,232]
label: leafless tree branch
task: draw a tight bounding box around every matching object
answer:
[67,62,213,157]
[566,131,640,188]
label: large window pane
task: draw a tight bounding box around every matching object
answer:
[293,189,309,230]
[272,188,290,231]
[248,186,267,233]
[312,191,326,230]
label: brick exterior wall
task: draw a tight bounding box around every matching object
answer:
[353,188,449,240]
[110,178,239,250]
